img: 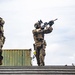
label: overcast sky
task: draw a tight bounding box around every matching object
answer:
[0,0,75,66]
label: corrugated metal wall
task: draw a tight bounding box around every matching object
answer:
[2,49,32,66]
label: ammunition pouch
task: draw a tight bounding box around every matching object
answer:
[37,38,43,41]
[0,26,4,32]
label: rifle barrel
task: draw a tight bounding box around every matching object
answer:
[53,18,58,21]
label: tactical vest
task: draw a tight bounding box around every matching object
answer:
[32,29,44,47]
[0,26,4,32]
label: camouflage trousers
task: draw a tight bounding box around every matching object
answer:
[0,40,3,61]
[35,46,45,66]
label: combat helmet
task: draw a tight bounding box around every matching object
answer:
[34,20,43,29]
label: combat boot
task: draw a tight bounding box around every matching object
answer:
[40,63,43,66]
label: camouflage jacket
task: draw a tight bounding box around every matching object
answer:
[0,17,5,33]
[32,27,53,47]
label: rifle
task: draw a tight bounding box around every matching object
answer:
[41,18,58,29]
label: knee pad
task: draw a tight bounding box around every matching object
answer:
[0,56,3,60]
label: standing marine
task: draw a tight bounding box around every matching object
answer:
[32,20,53,66]
[0,17,6,65]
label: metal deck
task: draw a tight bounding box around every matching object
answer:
[0,66,75,75]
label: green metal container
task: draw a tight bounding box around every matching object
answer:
[1,49,32,66]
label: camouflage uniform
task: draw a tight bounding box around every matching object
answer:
[32,22,53,66]
[0,17,5,65]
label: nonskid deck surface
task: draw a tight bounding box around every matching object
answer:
[0,66,75,75]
